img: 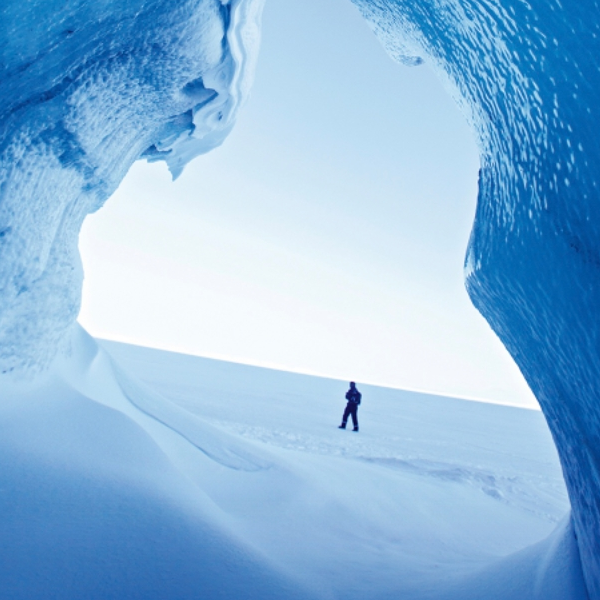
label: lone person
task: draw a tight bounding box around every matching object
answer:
[338,381,362,432]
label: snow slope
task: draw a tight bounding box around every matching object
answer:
[100,338,585,600]
[0,329,584,599]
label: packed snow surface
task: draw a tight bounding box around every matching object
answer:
[0,330,586,599]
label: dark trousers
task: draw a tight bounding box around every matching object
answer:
[341,402,359,428]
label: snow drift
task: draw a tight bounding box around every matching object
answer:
[1,0,600,597]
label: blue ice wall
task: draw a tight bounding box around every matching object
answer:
[351,0,600,596]
[0,0,262,372]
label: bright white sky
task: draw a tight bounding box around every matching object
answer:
[78,0,538,408]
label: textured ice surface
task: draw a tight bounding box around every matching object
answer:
[351,0,600,596]
[0,0,263,372]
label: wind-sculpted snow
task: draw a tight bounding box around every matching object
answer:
[351,0,600,596]
[0,0,263,373]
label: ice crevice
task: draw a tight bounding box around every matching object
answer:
[1,0,600,598]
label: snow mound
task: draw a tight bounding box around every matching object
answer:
[0,329,314,599]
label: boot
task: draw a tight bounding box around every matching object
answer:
[352,426,359,432]
[338,423,346,429]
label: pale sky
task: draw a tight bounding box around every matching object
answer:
[78,0,538,408]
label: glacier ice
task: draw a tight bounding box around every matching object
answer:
[0,0,263,373]
[1,0,600,597]
[351,0,600,597]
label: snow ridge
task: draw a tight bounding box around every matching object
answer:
[113,362,271,472]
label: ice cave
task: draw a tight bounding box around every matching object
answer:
[1,0,599,598]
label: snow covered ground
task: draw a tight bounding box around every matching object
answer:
[98,338,582,599]
[0,329,586,599]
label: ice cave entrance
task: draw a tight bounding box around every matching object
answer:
[78,0,532,410]
[5,0,600,595]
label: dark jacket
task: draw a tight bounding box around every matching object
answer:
[345,386,362,405]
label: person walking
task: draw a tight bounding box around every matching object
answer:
[338,381,362,432]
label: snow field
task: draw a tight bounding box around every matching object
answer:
[98,337,580,599]
[0,328,587,598]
